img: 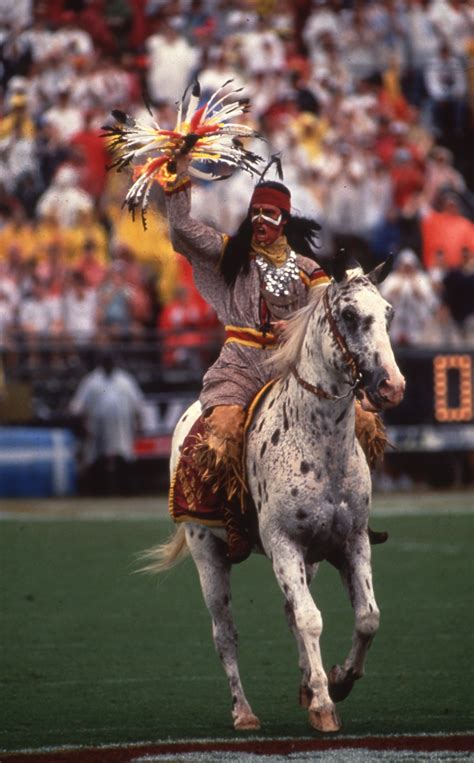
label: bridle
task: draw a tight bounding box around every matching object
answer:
[290,286,363,401]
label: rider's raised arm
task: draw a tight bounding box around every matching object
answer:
[163,156,224,267]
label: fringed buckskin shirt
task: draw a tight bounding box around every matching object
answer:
[165,184,328,411]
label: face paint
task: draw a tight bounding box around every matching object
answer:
[251,204,286,246]
[251,208,283,227]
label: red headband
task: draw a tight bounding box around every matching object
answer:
[250,186,291,214]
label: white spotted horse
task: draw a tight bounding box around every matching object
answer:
[142,258,405,733]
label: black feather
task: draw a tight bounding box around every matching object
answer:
[111,109,129,124]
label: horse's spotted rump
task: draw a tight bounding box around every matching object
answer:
[300,461,310,475]
[291,487,298,497]
[260,441,267,457]
[296,509,308,519]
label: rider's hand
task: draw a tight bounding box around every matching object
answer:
[175,153,191,175]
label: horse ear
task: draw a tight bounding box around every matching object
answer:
[368,256,393,285]
[331,254,348,282]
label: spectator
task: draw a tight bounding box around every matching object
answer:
[97,263,134,340]
[424,146,467,207]
[424,41,468,140]
[324,155,373,268]
[380,248,439,345]
[145,17,199,106]
[16,275,63,366]
[62,271,98,345]
[42,84,85,143]
[158,283,219,371]
[17,276,62,338]
[403,0,440,108]
[36,165,94,228]
[421,192,474,270]
[69,349,146,495]
[442,247,474,337]
[75,239,107,288]
[389,147,425,211]
[418,302,463,347]
[69,110,109,200]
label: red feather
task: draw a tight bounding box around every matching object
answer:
[189,105,206,131]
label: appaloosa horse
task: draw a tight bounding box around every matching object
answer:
[143,259,405,733]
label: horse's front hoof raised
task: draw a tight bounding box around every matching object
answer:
[234,712,261,731]
[308,704,341,733]
[328,664,356,703]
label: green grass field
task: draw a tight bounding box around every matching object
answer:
[1,495,473,753]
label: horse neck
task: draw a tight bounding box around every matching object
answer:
[289,306,356,449]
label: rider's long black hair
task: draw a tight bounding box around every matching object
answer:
[219,181,322,287]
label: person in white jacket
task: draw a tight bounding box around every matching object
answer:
[69,350,146,494]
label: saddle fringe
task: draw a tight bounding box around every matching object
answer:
[137,525,189,574]
[192,433,245,503]
[355,406,389,470]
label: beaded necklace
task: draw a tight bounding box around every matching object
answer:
[256,250,300,297]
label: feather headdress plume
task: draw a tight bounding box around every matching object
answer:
[103,80,264,227]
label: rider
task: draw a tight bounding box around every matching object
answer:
[161,156,384,563]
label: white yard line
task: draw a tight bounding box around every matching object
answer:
[0,491,472,521]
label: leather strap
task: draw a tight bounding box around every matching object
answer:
[290,365,337,400]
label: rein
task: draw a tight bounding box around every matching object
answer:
[290,286,362,401]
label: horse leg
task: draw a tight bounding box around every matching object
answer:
[283,563,319,710]
[328,531,380,703]
[271,543,340,733]
[184,524,261,731]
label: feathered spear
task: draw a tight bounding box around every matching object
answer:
[103,80,264,227]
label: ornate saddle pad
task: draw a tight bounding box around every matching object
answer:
[169,380,277,527]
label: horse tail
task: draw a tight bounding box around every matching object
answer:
[138,525,189,574]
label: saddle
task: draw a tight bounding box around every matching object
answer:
[169,381,276,528]
[169,382,389,545]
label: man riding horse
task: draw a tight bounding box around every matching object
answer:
[105,83,387,563]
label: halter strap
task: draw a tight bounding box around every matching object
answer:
[322,289,360,383]
[290,286,362,401]
[290,364,337,400]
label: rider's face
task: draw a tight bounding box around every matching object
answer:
[251,204,285,246]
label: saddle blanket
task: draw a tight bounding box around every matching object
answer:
[169,380,276,527]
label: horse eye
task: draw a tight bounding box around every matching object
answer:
[342,308,357,325]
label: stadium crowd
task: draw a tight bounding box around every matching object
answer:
[1,0,474,372]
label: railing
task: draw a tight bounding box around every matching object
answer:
[1,336,473,450]
[0,328,223,423]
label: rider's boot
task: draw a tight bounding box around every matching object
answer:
[355,402,390,545]
[201,404,252,563]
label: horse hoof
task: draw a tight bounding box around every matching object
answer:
[234,712,261,731]
[328,665,356,703]
[299,684,313,709]
[308,705,341,733]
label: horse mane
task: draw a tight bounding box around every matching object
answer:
[269,283,327,376]
[270,269,363,377]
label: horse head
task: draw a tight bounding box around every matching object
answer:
[320,255,405,412]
